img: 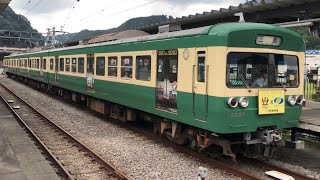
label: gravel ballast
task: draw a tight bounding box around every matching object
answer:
[2,76,319,179]
[0,77,241,180]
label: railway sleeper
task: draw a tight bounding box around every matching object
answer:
[6,74,276,161]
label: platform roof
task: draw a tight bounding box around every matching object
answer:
[135,0,320,34]
[0,0,10,14]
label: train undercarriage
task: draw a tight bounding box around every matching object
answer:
[6,73,283,161]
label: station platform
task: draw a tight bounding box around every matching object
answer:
[0,99,60,179]
[299,101,320,136]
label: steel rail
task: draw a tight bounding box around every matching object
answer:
[248,159,314,180]
[0,83,131,180]
[0,95,74,180]
[1,77,314,180]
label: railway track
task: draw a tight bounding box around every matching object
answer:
[245,158,315,180]
[0,79,315,180]
[0,83,131,180]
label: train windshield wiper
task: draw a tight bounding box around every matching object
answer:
[280,82,287,91]
[239,74,251,92]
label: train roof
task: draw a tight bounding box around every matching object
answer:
[5,22,304,59]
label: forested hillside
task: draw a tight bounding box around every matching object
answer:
[0,6,40,33]
[60,15,170,42]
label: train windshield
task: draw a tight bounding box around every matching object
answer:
[226,52,299,88]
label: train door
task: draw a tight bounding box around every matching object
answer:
[156,49,178,113]
[193,49,208,121]
[54,56,59,83]
[86,54,94,92]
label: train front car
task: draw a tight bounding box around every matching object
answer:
[202,23,305,159]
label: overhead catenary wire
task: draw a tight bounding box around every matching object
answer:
[22,0,45,16]
[62,0,80,30]
[80,0,122,21]
[18,0,31,16]
[81,0,160,27]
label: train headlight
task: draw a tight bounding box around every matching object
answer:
[238,97,249,108]
[228,97,238,108]
[287,96,296,106]
[296,95,304,105]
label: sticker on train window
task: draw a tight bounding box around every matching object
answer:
[256,35,282,46]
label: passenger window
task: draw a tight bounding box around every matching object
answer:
[65,58,70,72]
[96,57,105,76]
[50,58,54,70]
[29,59,31,68]
[78,57,84,73]
[136,56,151,81]
[72,58,77,73]
[121,56,133,79]
[108,57,118,77]
[43,59,47,70]
[197,52,206,82]
[60,58,64,71]
[36,59,40,69]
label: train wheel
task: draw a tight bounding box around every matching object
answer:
[188,137,197,150]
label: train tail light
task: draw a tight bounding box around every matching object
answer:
[287,96,296,106]
[238,97,249,108]
[228,97,238,108]
[296,95,304,105]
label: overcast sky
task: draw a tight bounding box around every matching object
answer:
[9,0,246,34]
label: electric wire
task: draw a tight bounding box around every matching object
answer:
[23,0,45,16]
[82,0,160,26]
[18,0,31,15]
[80,0,122,21]
[117,0,159,14]
[62,0,80,30]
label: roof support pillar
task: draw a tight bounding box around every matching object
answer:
[310,22,320,37]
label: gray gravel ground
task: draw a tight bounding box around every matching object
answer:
[2,76,319,180]
[0,77,241,179]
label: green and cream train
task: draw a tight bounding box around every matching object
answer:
[4,23,305,159]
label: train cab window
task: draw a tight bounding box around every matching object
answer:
[226,52,299,88]
[108,57,118,77]
[43,59,47,70]
[136,56,151,81]
[121,56,133,79]
[65,58,70,72]
[71,58,77,72]
[96,57,105,76]
[60,58,64,71]
[78,57,84,73]
[50,58,54,70]
[197,52,206,82]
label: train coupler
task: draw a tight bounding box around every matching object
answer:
[259,129,282,145]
